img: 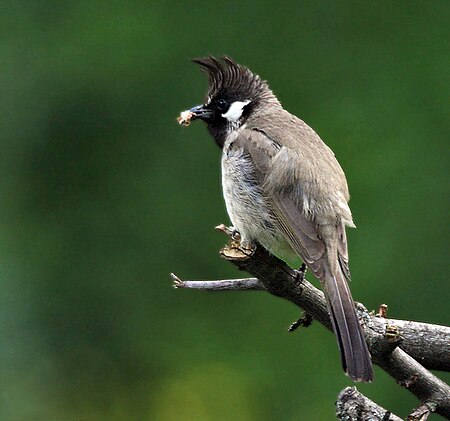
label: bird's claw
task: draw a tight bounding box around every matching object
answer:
[295,263,307,284]
[288,312,313,332]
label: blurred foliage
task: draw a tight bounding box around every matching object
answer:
[0,1,449,420]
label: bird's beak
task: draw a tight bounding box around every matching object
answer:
[177,104,212,126]
[188,104,213,120]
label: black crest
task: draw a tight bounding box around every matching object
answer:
[192,56,274,103]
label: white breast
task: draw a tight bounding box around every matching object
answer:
[221,134,292,256]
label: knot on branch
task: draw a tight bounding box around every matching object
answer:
[407,401,437,420]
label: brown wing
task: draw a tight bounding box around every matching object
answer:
[235,128,372,382]
[235,128,331,280]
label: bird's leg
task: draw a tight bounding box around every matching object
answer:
[288,312,313,332]
[295,263,307,285]
[287,264,312,331]
[231,228,241,243]
[215,224,242,244]
[215,224,255,257]
[229,228,256,256]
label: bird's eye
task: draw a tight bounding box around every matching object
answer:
[216,99,228,111]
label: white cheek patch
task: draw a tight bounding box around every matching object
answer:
[222,100,251,122]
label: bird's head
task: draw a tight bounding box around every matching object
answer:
[179,56,279,147]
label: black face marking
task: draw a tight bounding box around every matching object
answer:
[191,56,277,148]
[216,98,228,112]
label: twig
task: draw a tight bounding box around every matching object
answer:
[170,273,263,290]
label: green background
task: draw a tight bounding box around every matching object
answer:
[1,1,449,420]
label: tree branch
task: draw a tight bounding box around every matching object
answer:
[172,225,450,419]
[336,387,402,420]
[173,275,450,371]
[171,274,264,290]
[407,402,436,420]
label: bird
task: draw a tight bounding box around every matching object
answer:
[177,56,373,382]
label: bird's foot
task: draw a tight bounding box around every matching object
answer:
[295,263,307,285]
[227,228,256,256]
[238,237,256,256]
[231,228,241,243]
[215,225,255,256]
[288,312,313,332]
[215,224,242,244]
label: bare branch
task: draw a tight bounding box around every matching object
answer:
[170,273,263,290]
[371,345,449,419]
[172,226,450,418]
[336,387,402,420]
[370,317,450,372]
[172,274,450,372]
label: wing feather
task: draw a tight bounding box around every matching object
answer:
[233,128,372,382]
[235,128,329,278]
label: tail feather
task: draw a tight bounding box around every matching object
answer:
[324,268,373,382]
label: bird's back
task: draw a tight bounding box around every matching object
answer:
[246,108,354,228]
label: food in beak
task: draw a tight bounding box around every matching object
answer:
[177,110,194,126]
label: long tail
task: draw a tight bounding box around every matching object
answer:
[323,268,373,382]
